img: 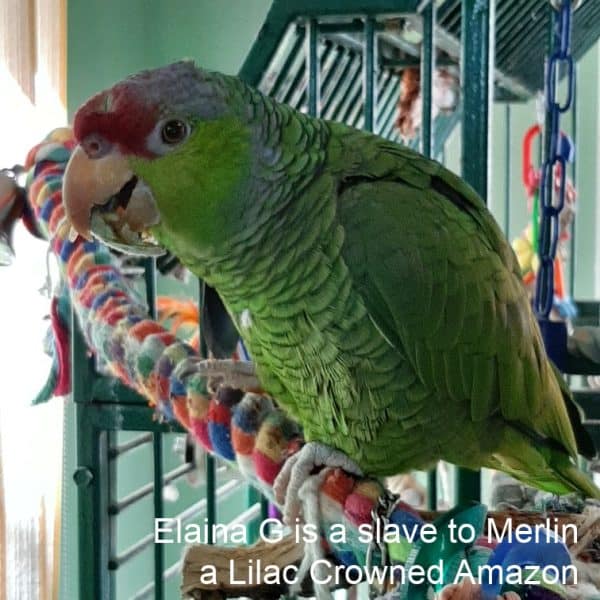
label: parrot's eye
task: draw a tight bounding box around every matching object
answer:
[161,120,188,145]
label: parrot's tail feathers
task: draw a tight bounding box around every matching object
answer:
[493,428,600,500]
[548,451,600,500]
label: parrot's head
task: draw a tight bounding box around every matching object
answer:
[63,61,253,259]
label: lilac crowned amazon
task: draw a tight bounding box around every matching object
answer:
[63,61,599,507]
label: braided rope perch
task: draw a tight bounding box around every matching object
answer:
[22,129,600,599]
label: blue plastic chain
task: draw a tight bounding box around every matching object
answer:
[534,0,575,319]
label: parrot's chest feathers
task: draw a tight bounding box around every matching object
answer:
[182,171,402,444]
[205,220,402,442]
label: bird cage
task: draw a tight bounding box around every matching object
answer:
[47,1,600,598]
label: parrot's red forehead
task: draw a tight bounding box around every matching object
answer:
[73,61,218,157]
[73,82,160,157]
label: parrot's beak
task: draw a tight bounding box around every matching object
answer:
[63,145,133,240]
[63,146,164,255]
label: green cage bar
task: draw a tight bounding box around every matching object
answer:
[307,18,320,117]
[363,16,376,132]
[455,0,495,505]
[421,0,438,511]
[73,323,114,600]
[504,104,511,239]
[198,280,217,545]
[421,1,435,159]
[569,63,577,297]
[144,258,166,599]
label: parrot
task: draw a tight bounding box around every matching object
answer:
[62,61,599,505]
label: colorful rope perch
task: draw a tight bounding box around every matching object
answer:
[22,129,597,599]
[24,127,404,557]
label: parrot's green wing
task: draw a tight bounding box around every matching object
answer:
[329,128,595,493]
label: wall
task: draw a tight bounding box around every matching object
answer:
[67,0,271,114]
[576,44,600,298]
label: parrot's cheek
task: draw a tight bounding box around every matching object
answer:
[89,176,166,257]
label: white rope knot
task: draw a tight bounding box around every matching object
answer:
[550,0,581,11]
[568,505,600,560]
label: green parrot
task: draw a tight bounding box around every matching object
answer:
[63,61,599,501]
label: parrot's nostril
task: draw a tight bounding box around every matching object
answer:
[82,135,112,159]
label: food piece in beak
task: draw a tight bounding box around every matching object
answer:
[89,209,165,256]
[63,145,134,239]
[124,179,160,233]
[90,177,164,256]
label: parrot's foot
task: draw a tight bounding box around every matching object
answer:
[274,443,363,600]
[174,358,260,394]
[273,442,363,524]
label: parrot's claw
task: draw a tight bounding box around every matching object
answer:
[273,441,363,524]
[274,442,362,600]
[173,358,260,394]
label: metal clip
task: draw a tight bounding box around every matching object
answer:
[366,490,401,598]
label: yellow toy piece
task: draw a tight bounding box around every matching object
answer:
[512,225,538,286]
